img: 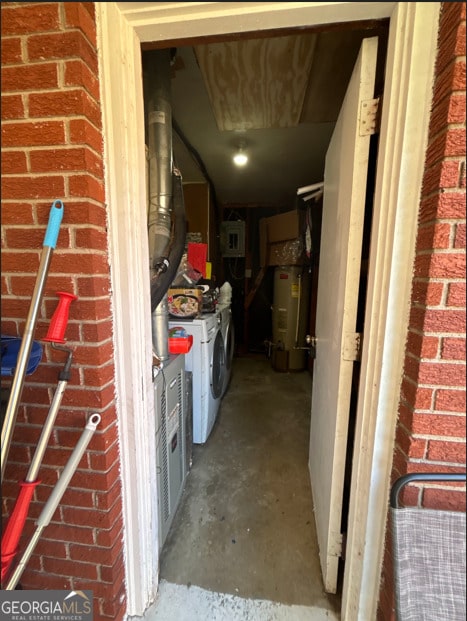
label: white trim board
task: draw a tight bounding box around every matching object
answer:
[96,4,159,616]
[341,4,440,619]
[117,2,396,43]
[97,3,440,619]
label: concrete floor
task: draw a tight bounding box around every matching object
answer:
[148,355,341,619]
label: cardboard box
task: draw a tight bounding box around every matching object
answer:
[167,288,202,318]
[268,239,305,267]
[266,209,300,244]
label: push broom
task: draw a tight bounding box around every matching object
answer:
[1,291,77,584]
[1,199,64,481]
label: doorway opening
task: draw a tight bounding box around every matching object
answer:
[141,21,388,611]
[101,3,441,617]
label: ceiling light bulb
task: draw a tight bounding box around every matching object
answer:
[233,151,248,167]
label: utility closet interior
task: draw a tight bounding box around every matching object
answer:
[141,17,388,606]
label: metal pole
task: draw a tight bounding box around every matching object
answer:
[5,413,101,590]
[27,348,73,482]
[1,200,64,480]
[1,292,77,583]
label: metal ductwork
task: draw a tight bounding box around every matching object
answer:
[143,48,186,361]
[145,49,173,276]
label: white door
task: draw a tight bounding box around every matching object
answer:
[308,36,378,594]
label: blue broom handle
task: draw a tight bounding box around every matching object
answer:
[44,200,64,248]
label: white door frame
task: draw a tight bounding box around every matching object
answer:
[96,3,440,619]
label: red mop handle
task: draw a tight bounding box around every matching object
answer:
[43,291,77,344]
[1,480,40,582]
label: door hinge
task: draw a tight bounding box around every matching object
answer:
[343,332,362,361]
[359,97,380,136]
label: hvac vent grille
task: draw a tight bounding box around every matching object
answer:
[155,355,187,552]
[177,370,185,480]
[161,387,170,522]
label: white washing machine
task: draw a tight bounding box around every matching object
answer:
[218,303,234,397]
[169,311,225,444]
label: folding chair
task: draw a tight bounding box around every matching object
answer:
[390,472,466,621]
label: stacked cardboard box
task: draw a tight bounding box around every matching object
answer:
[259,209,305,267]
[167,288,203,318]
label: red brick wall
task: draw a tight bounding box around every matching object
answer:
[378,3,466,619]
[1,3,125,619]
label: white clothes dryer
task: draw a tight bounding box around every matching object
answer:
[218,303,234,397]
[169,311,225,444]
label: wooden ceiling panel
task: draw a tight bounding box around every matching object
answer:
[194,34,317,131]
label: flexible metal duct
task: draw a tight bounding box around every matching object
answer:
[150,170,186,358]
[143,49,186,360]
[144,49,173,276]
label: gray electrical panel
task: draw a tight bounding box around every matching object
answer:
[154,354,187,550]
[220,221,245,257]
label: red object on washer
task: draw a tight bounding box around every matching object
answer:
[168,335,193,354]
